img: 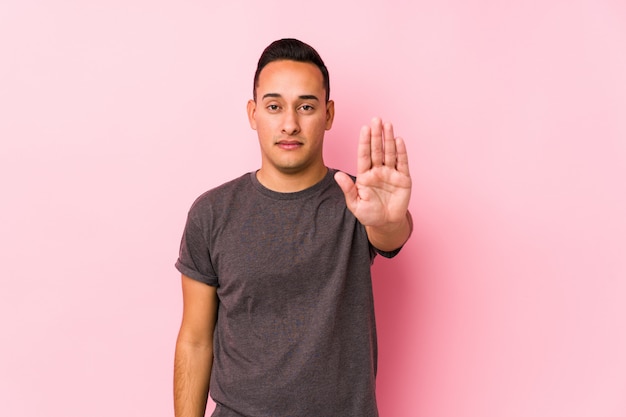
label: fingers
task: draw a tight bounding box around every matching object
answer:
[395,136,410,176]
[383,121,397,168]
[357,125,372,175]
[370,118,384,168]
[360,117,404,172]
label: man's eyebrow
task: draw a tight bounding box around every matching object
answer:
[261,93,320,101]
[298,95,320,101]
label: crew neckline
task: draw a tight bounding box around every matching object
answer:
[249,168,337,200]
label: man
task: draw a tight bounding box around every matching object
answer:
[174,38,412,417]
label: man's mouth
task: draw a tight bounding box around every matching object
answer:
[276,140,303,150]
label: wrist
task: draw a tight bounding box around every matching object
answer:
[366,211,413,252]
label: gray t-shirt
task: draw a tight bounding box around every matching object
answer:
[176,169,399,417]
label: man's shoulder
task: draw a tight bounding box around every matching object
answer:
[189,172,253,211]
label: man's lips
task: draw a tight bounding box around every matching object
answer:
[276,140,303,150]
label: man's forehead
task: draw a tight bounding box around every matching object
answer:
[256,61,325,97]
[258,61,324,83]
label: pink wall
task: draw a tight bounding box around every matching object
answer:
[1,1,625,416]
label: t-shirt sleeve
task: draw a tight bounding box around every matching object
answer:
[372,245,403,259]
[175,212,219,287]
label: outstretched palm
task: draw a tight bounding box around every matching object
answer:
[335,118,412,227]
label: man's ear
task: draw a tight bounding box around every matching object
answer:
[325,100,335,130]
[247,99,257,130]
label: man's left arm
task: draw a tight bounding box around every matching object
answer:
[335,117,413,252]
[365,210,413,252]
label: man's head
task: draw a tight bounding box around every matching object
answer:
[253,38,330,103]
[247,39,335,191]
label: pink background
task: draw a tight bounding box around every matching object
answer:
[1,1,625,416]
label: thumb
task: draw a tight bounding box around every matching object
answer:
[334,171,358,212]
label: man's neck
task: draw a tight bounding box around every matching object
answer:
[256,165,328,193]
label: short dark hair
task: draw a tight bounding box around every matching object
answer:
[253,38,330,102]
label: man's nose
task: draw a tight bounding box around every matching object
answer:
[281,109,300,136]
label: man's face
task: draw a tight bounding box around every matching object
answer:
[247,60,334,179]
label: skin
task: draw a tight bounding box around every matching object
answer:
[174,58,412,417]
[247,60,335,193]
[174,276,218,417]
[334,119,413,251]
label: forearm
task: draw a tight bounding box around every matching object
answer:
[366,210,413,252]
[174,340,213,417]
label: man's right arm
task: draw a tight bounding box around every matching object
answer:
[174,274,219,417]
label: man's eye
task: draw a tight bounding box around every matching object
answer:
[300,105,314,111]
[267,105,279,111]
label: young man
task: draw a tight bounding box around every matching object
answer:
[174,38,412,417]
